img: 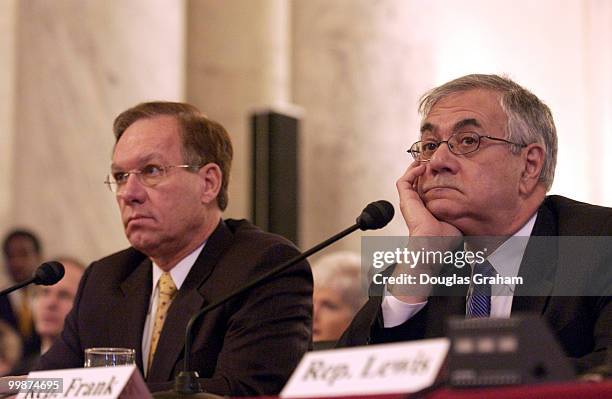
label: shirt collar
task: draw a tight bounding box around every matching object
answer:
[151,241,206,291]
[466,212,537,280]
[487,212,537,278]
[465,213,536,296]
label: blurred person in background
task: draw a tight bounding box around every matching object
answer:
[312,251,366,345]
[11,257,85,374]
[0,229,43,358]
[0,321,21,376]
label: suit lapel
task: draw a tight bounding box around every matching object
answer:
[147,220,234,382]
[512,199,558,314]
[118,256,152,374]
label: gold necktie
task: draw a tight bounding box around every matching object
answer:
[18,289,33,337]
[148,272,177,372]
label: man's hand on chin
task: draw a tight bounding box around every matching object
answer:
[391,162,463,303]
[397,162,462,238]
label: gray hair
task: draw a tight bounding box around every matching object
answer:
[419,74,557,191]
[312,251,366,314]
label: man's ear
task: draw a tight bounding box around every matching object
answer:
[519,143,545,195]
[198,163,222,205]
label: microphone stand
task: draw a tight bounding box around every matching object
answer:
[154,200,394,397]
[174,223,360,395]
[0,279,34,296]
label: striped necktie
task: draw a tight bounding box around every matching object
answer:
[466,260,495,318]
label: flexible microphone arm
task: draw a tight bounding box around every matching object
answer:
[175,223,360,393]
[175,200,394,394]
[0,262,65,297]
[0,280,32,297]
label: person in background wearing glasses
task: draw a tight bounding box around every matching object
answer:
[338,74,611,375]
[33,102,312,396]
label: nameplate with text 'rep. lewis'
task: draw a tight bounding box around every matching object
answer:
[281,338,449,398]
[17,365,151,399]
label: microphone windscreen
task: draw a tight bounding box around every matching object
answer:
[356,200,395,230]
[33,262,65,286]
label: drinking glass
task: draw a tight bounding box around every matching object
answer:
[84,347,135,368]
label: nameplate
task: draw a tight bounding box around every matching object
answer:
[281,338,449,397]
[17,365,151,399]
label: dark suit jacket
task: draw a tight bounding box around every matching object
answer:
[36,219,312,396]
[338,195,612,373]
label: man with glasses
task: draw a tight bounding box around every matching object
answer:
[35,102,312,395]
[338,74,611,373]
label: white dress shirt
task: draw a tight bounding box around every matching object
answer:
[142,241,206,372]
[382,214,537,328]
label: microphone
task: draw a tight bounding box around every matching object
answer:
[171,200,394,395]
[0,261,65,296]
[356,200,395,230]
[33,262,66,285]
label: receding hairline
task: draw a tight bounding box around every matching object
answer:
[113,102,204,138]
[112,114,184,152]
[419,89,509,135]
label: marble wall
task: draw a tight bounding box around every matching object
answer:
[0,0,17,232]
[292,0,437,252]
[583,0,612,201]
[186,0,291,218]
[8,0,185,264]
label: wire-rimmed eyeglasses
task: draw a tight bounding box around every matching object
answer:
[408,131,526,162]
[104,164,202,193]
